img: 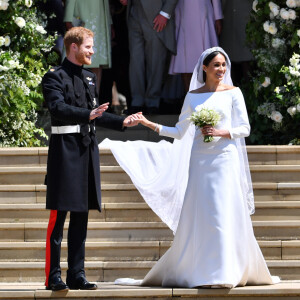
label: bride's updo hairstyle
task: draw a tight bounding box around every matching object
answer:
[202,51,226,82]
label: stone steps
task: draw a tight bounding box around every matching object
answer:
[1,201,300,222]
[1,281,300,300]
[0,260,298,282]
[0,165,299,184]
[0,145,299,295]
[0,184,143,204]
[1,220,300,242]
[0,183,299,204]
[1,146,300,166]
[0,240,298,262]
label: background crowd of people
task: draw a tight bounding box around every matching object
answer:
[39,0,253,115]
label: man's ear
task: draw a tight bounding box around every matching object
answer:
[71,42,78,52]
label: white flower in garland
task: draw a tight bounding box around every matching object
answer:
[274,86,281,93]
[269,23,278,34]
[36,25,47,34]
[280,8,290,19]
[263,21,278,35]
[289,67,300,76]
[0,0,9,10]
[262,77,271,87]
[290,53,300,67]
[270,111,283,122]
[287,106,297,116]
[14,17,26,28]
[288,9,297,20]
[286,0,297,7]
[253,0,259,12]
[253,0,258,12]
[263,21,270,32]
[297,103,300,111]
[0,36,4,47]
[269,2,280,16]
[24,0,32,7]
[0,65,9,72]
[4,36,10,47]
[297,29,300,37]
[7,60,20,69]
[272,38,284,48]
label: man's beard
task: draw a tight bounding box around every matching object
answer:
[75,51,91,65]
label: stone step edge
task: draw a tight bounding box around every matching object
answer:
[0,182,299,192]
[0,166,122,173]
[0,184,136,192]
[1,165,300,173]
[1,145,300,155]
[0,281,300,298]
[1,201,300,211]
[0,240,287,249]
[0,260,299,269]
[1,220,300,229]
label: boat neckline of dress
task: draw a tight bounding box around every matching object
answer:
[188,87,238,95]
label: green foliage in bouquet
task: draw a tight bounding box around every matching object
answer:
[189,107,222,143]
[246,0,300,145]
[0,0,58,146]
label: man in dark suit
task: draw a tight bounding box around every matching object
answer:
[120,0,178,114]
[42,26,141,291]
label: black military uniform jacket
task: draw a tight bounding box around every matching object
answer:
[42,58,125,212]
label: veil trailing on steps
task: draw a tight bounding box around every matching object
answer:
[99,47,254,234]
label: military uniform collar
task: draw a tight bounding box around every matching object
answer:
[62,58,83,76]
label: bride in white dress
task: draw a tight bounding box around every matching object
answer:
[101,47,279,288]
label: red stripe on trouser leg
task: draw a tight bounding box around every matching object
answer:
[45,210,57,287]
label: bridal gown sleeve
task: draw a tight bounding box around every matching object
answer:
[228,88,251,139]
[159,93,193,139]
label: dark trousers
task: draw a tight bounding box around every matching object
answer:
[128,2,168,108]
[45,210,89,286]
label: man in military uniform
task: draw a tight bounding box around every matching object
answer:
[42,27,141,291]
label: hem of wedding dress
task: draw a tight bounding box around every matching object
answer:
[114,276,280,288]
[271,276,281,284]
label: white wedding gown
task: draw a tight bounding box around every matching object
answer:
[101,88,279,288]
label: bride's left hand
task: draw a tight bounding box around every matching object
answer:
[201,125,230,138]
[201,125,215,136]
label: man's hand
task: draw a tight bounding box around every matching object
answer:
[123,112,143,127]
[89,103,109,120]
[215,19,222,36]
[120,0,128,5]
[65,21,73,31]
[153,14,168,32]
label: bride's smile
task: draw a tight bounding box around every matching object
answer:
[203,54,227,82]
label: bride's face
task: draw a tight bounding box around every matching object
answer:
[203,54,226,83]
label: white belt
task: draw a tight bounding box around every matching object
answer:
[51,125,81,134]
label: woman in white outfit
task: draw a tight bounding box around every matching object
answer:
[102,47,279,288]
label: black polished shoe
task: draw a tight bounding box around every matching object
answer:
[67,276,97,290]
[46,276,69,291]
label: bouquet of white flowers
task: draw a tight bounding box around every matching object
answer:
[189,107,222,142]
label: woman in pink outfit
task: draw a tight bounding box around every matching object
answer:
[169,0,223,91]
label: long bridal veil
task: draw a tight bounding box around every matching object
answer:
[101,124,194,233]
